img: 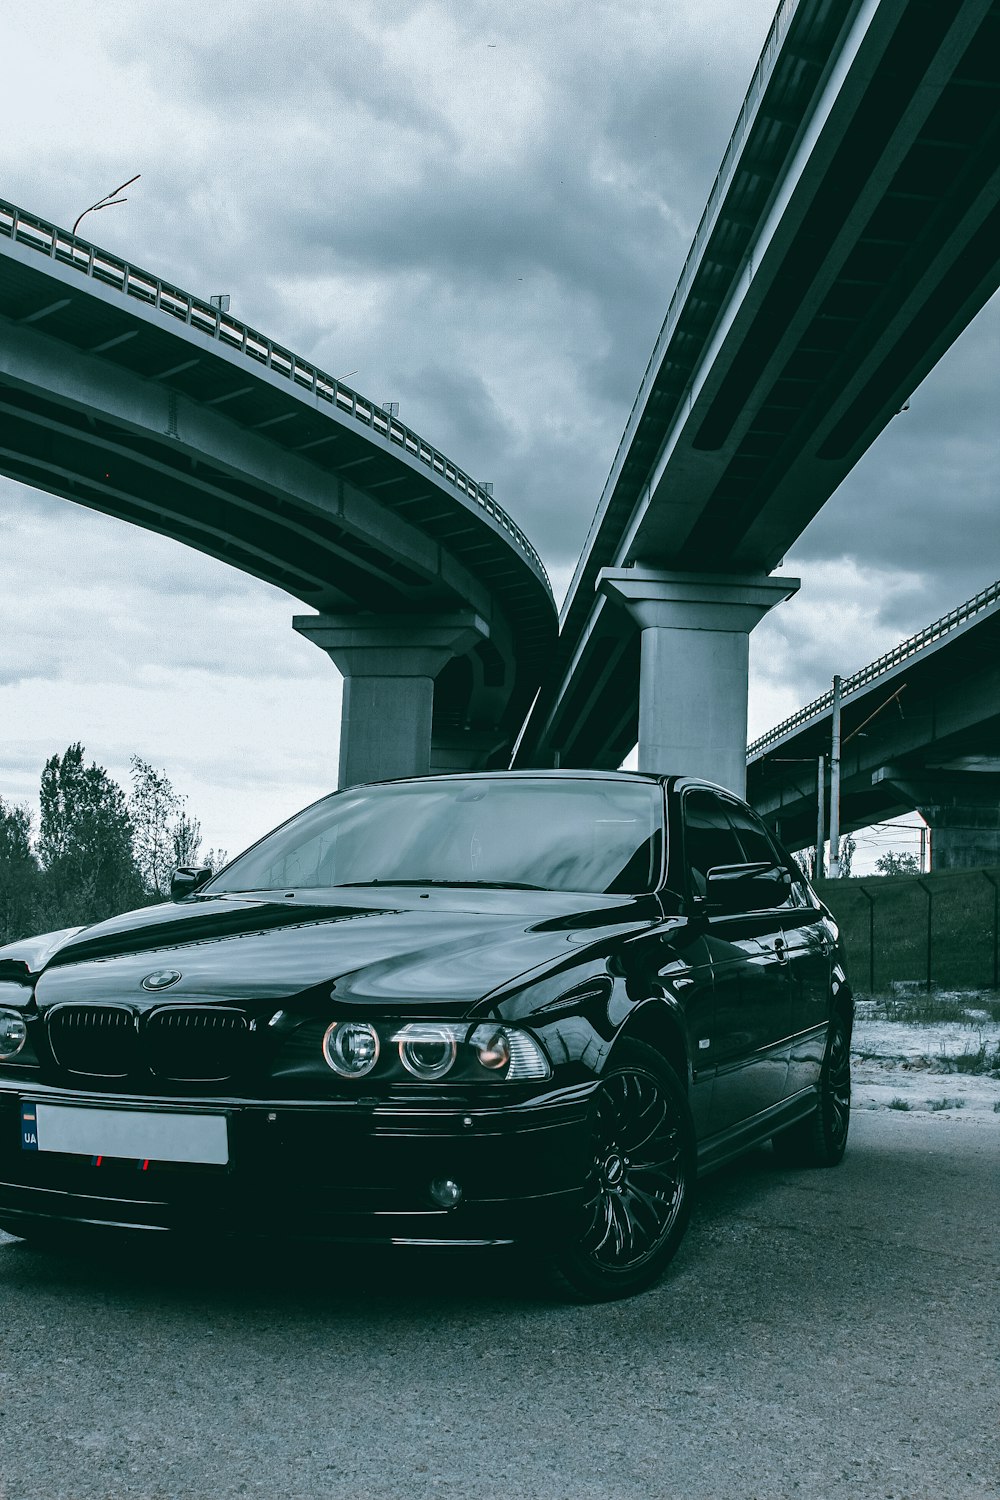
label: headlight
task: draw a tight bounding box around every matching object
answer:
[0,1010,27,1061]
[322,1020,380,1078]
[390,1022,550,1082]
[471,1024,550,1081]
[395,1023,458,1080]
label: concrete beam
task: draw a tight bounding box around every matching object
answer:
[294,612,488,788]
[872,767,1000,871]
[598,568,799,795]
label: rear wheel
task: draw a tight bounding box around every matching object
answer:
[772,1009,851,1167]
[552,1040,696,1302]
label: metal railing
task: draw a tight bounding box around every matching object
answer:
[0,198,551,595]
[565,0,802,620]
[748,578,1000,758]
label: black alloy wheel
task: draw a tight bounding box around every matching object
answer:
[552,1039,696,1302]
[772,1007,852,1168]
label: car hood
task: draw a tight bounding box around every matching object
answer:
[8,887,661,1014]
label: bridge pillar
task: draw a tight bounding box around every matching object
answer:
[873,765,1000,870]
[293,612,488,788]
[598,568,799,796]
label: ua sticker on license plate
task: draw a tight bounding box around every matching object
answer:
[20,1101,229,1165]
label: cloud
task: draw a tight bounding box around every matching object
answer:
[0,0,996,860]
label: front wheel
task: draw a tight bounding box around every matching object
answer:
[772,1009,851,1168]
[552,1040,696,1302]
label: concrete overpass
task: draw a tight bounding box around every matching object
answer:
[515,0,1000,793]
[747,579,1000,868]
[0,199,556,785]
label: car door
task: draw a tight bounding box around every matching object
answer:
[770,836,835,1097]
[726,802,833,1098]
[681,788,789,1132]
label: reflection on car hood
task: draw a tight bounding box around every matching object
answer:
[13,887,660,1011]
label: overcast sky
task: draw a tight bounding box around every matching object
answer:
[2,0,997,870]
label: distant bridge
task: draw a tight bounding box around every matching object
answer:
[747,579,1000,868]
[0,199,556,783]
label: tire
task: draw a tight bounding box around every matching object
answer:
[772,1009,851,1168]
[552,1040,696,1302]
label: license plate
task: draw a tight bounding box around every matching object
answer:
[20,1101,229,1165]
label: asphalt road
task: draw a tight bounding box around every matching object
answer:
[1,1110,997,1500]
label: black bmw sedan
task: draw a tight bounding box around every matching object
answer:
[0,771,852,1300]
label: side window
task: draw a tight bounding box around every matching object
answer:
[683,789,745,897]
[727,801,781,868]
[771,833,818,909]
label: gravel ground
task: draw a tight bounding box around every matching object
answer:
[0,1095,997,1500]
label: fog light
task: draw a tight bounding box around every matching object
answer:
[429,1177,463,1209]
[0,1010,27,1060]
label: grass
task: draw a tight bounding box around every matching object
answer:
[926,1097,966,1112]
[932,1043,1000,1076]
[888,1097,911,1111]
[814,865,1000,994]
[867,991,1000,1024]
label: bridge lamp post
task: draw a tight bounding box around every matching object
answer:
[72,174,141,237]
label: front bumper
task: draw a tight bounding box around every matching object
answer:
[0,1080,596,1245]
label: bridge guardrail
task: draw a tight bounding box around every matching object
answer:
[748,577,1000,759]
[0,199,551,596]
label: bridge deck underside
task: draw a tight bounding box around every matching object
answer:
[0,247,555,746]
[521,0,1000,768]
[747,608,1000,849]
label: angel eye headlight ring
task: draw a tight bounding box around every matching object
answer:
[322,1020,380,1078]
[396,1024,458,1080]
[0,1009,27,1061]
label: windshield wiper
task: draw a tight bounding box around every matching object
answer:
[335,879,549,892]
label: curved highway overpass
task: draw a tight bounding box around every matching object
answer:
[0,199,556,779]
[515,0,1000,783]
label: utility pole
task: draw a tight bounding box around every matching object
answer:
[815,754,826,880]
[828,674,843,877]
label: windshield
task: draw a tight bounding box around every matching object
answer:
[209,777,663,896]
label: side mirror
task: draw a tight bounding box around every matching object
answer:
[170,865,213,901]
[704,861,791,915]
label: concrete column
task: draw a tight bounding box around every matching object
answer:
[598,568,800,796]
[293,612,488,788]
[873,764,1000,870]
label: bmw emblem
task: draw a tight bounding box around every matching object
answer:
[142,970,182,991]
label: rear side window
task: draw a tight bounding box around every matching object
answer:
[683,789,745,897]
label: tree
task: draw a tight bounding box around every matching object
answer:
[130,755,193,899]
[874,849,920,877]
[37,743,144,927]
[171,810,203,870]
[0,797,40,945]
[839,832,857,878]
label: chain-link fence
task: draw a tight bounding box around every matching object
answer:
[813,866,1000,996]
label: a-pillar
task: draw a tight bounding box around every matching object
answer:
[873,765,1000,870]
[598,568,800,796]
[293,612,488,788]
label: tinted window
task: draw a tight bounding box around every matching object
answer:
[727,801,779,867]
[683,790,745,897]
[209,778,664,896]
